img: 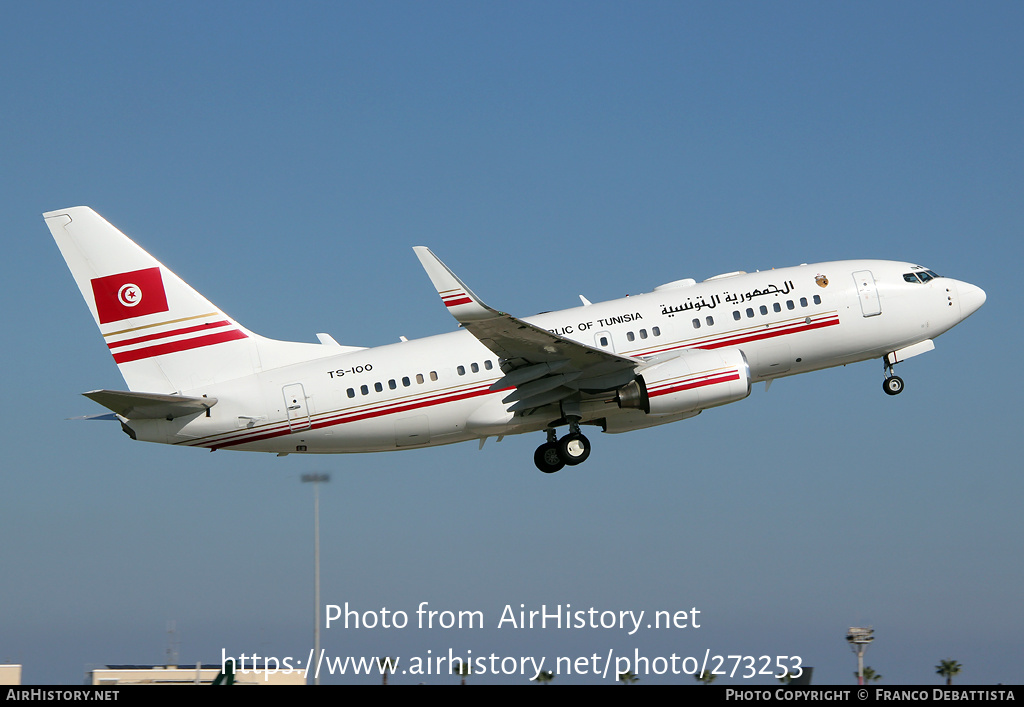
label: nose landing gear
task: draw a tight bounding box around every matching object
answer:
[882,358,904,396]
[533,424,592,473]
[883,375,904,396]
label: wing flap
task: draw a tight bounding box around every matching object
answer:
[501,371,583,404]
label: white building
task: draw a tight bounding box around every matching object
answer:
[0,665,22,685]
[87,664,305,686]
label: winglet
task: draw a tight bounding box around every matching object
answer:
[413,247,496,322]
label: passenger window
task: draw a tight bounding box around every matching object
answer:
[787,300,795,310]
[416,374,425,384]
[733,311,741,321]
[484,360,493,370]
[706,315,714,326]
[388,379,397,390]
[471,362,479,373]
[457,365,466,376]
[599,336,609,346]
[430,371,438,381]
[374,382,383,392]
[813,295,821,305]
[626,331,635,342]
[640,329,648,339]
[759,305,767,315]
[692,318,701,329]
[360,385,369,396]
[402,376,411,387]
[800,297,808,307]
[746,308,754,318]
[773,302,781,313]
[347,388,355,398]
[652,327,661,336]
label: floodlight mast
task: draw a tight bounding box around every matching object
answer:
[846,627,874,685]
[302,473,330,685]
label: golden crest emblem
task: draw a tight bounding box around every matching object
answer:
[815,274,829,288]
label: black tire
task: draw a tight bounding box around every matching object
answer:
[558,433,591,466]
[883,376,904,396]
[534,442,565,473]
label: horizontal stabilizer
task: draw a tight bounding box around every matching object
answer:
[83,389,217,420]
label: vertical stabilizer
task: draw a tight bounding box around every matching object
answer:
[45,207,262,392]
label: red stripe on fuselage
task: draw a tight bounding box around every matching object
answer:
[701,316,839,350]
[185,383,504,450]
[641,314,840,358]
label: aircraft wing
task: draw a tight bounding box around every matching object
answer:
[83,389,218,420]
[413,247,640,411]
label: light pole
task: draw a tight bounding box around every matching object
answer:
[846,627,874,685]
[302,473,330,685]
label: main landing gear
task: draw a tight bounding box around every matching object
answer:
[882,358,904,396]
[534,425,592,473]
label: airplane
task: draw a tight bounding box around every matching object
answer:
[45,206,986,473]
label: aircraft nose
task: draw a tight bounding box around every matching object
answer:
[957,281,986,321]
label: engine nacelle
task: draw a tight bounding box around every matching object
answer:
[616,348,751,416]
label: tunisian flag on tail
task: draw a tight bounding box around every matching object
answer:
[91,267,170,324]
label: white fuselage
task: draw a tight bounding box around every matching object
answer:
[125,259,982,455]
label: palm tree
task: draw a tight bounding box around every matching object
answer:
[618,670,639,684]
[533,670,554,685]
[696,669,717,685]
[936,659,962,686]
[856,667,882,683]
[455,662,471,685]
[377,657,396,685]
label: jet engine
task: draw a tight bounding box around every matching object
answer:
[616,348,751,416]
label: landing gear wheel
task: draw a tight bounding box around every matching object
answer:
[558,433,591,466]
[883,376,904,396]
[534,442,565,473]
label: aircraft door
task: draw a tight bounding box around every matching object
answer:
[853,270,881,317]
[282,383,312,431]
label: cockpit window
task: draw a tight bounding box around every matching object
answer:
[903,269,942,284]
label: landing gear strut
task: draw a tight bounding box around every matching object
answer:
[533,424,592,473]
[882,359,904,396]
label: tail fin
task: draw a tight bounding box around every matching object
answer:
[45,207,340,393]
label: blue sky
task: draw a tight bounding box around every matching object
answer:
[2,1,1021,684]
